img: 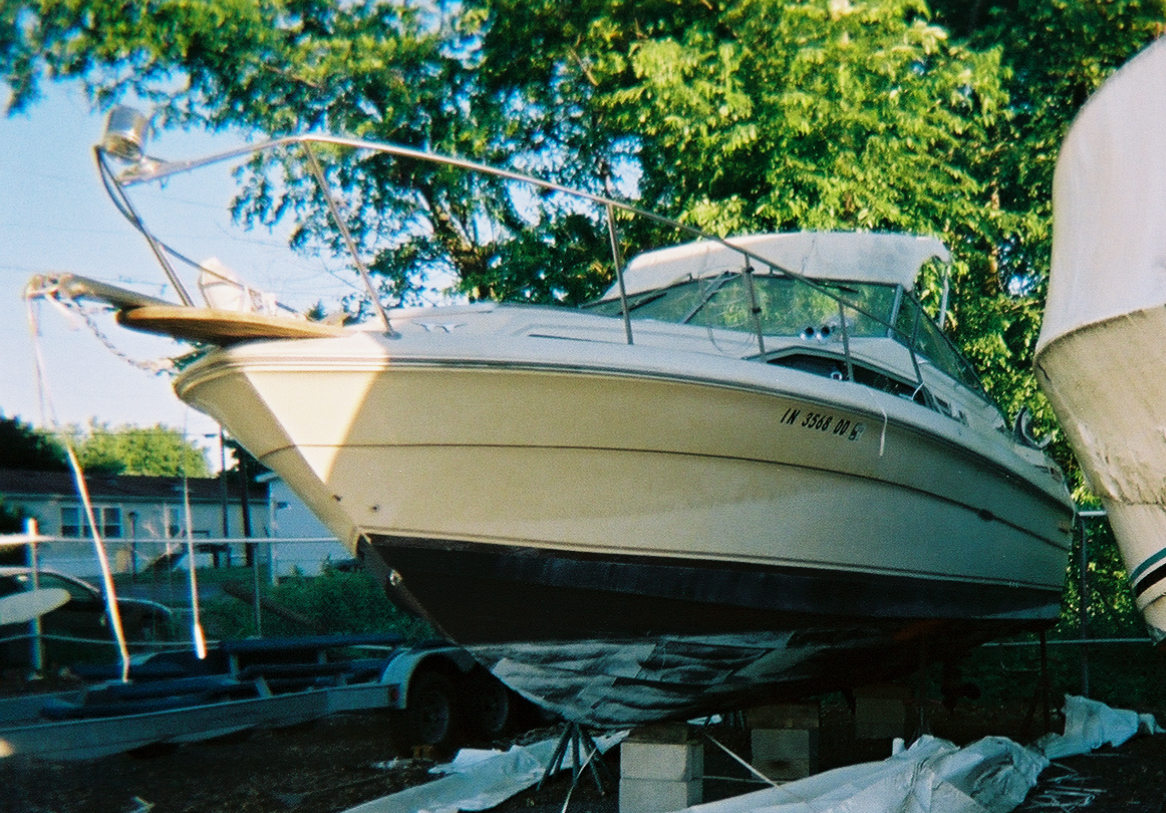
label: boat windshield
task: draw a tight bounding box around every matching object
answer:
[590,275,897,336]
[587,273,984,392]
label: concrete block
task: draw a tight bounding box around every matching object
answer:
[751,727,819,780]
[746,701,820,730]
[620,725,704,813]
[618,777,702,813]
[620,740,703,781]
[625,722,695,743]
[854,685,909,739]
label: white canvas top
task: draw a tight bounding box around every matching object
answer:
[1038,37,1166,351]
[601,232,949,300]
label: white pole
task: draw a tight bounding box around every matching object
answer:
[25,517,44,676]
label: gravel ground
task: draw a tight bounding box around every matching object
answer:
[3,696,1165,813]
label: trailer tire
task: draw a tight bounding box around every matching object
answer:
[394,670,458,753]
[463,669,511,740]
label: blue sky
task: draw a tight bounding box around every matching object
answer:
[1,86,217,446]
[0,85,359,460]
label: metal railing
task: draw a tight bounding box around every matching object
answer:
[95,125,967,400]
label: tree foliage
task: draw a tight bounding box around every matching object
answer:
[0,414,207,476]
[926,0,1166,473]
[0,414,67,471]
[0,495,28,535]
[3,0,1166,490]
[68,421,210,477]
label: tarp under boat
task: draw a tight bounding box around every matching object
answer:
[344,697,1161,813]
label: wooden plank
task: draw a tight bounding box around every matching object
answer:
[117,305,347,344]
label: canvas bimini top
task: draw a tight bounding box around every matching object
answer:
[600,232,951,301]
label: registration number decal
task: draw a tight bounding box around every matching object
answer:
[780,407,866,442]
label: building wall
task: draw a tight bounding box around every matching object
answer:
[4,473,349,579]
[19,494,267,578]
[266,478,350,576]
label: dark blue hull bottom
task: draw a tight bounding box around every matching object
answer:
[360,535,1060,727]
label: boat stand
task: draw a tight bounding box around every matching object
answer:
[1023,630,1054,738]
[537,721,613,795]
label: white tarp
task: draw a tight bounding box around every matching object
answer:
[342,732,625,813]
[345,697,1158,813]
[1033,694,1164,760]
[677,695,1159,813]
[673,735,1045,813]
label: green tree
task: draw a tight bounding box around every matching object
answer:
[5,0,1165,488]
[0,495,29,535]
[1,0,588,305]
[0,414,63,541]
[0,414,67,471]
[926,0,1166,476]
[69,422,210,477]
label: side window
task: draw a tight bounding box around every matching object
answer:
[35,573,96,604]
[892,297,984,393]
[0,575,24,597]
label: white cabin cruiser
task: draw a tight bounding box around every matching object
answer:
[1036,37,1166,641]
[30,119,1074,726]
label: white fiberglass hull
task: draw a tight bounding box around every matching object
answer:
[176,310,1071,725]
[1036,37,1166,639]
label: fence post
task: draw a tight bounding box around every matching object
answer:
[25,517,44,676]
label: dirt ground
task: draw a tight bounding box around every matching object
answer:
[4,695,1166,813]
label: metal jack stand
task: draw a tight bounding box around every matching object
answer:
[537,722,615,795]
[1023,630,1054,738]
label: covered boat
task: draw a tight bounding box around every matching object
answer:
[1035,36,1166,641]
[30,124,1074,726]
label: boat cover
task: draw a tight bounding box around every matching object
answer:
[1037,37,1166,350]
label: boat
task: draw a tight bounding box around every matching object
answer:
[1035,36,1166,641]
[28,117,1074,726]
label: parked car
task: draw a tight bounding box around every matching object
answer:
[0,567,175,668]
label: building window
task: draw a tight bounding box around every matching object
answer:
[60,506,83,538]
[100,507,122,538]
[60,505,123,538]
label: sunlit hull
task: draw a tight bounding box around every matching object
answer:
[176,309,1072,725]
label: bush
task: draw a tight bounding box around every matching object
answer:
[199,566,435,641]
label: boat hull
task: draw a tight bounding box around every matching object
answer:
[359,534,1059,726]
[1037,307,1166,635]
[1036,38,1166,640]
[176,328,1071,725]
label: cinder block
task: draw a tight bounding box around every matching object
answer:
[625,722,695,743]
[620,740,703,781]
[618,777,702,813]
[620,726,704,813]
[746,702,820,730]
[751,727,819,780]
[854,685,909,739]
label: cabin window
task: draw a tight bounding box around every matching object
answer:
[585,270,987,396]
